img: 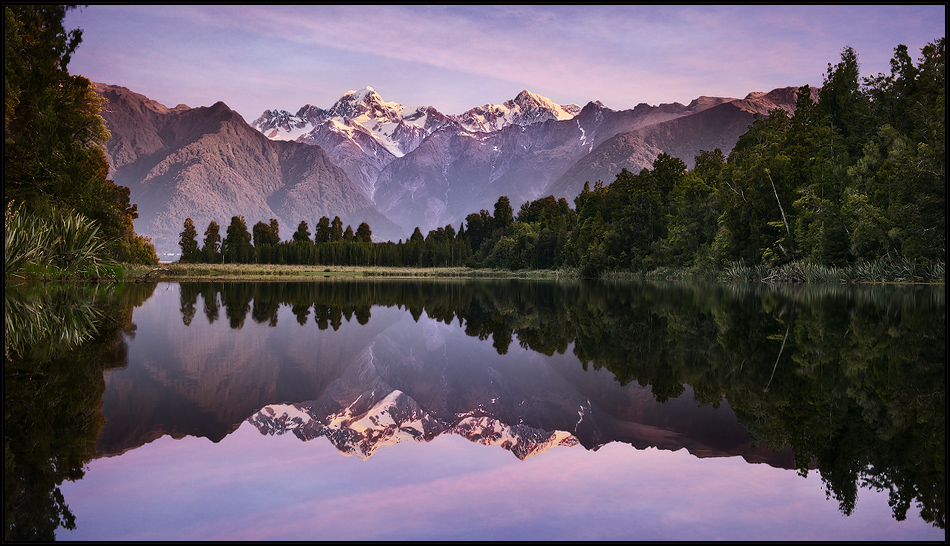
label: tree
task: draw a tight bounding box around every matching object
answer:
[355,222,372,243]
[664,150,724,266]
[314,216,331,243]
[343,225,354,242]
[464,209,494,256]
[223,216,252,263]
[202,221,221,263]
[818,46,868,156]
[493,196,514,235]
[858,39,945,262]
[179,218,199,262]
[330,216,344,242]
[252,220,279,247]
[4,5,156,265]
[292,220,311,243]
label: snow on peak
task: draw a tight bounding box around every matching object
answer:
[456,89,582,133]
[248,391,581,461]
[251,87,581,156]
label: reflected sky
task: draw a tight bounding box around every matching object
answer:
[59,420,940,541]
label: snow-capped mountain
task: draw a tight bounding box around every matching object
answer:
[97,81,812,248]
[251,86,456,159]
[249,87,583,203]
[251,87,582,154]
[455,89,582,133]
[248,394,580,461]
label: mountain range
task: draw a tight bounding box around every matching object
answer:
[94,83,814,255]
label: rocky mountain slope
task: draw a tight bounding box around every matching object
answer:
[546,87,819,198]
[94,83,402,254]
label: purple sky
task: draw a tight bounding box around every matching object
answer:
[57,422,943,541]
[63,5,945,123]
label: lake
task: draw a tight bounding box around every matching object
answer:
[4,279,945,541]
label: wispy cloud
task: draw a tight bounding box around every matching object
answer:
[65,5,945,120]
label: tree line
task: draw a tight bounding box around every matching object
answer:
[181,39,944,275]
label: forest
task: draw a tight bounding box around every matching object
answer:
[180,39,945,279]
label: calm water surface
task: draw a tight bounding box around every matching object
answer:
[4,279,944,541]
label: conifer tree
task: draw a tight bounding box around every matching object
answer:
[293,221,311,243]
[203,221,221,263]
[179,218,199,262]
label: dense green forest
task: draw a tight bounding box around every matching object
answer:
[181,39,944,279]
[5,5,158,280]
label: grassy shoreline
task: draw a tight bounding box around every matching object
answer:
[111,259,945,284]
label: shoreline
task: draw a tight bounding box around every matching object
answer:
[121,262,944,285]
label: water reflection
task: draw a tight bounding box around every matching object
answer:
[3,282,154,541]
[4,279,945,540]
[136,280,946,528]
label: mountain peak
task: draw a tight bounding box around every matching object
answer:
[456,89,581,133]
[343,86,379,103]
[514,89,539,102]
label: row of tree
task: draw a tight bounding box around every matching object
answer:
[180,39,944,274]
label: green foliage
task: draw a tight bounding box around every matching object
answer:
[355,222,372,243]
[4,202,121,280]
[202,220,222,263]
[3,5,157,267]
[330,216,344,242]
[292,220,311,243]
[4,202,51,277]
[314,216,331,243]
[223,216,252,264]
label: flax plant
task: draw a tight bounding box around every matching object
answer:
[46,208,109,277]
[4,203,115,280]
[4,202,52,277]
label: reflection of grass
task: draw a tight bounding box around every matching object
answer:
[4,284,106,361]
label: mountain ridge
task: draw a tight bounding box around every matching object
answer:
[95,83,813,252]
[94,82,403,253]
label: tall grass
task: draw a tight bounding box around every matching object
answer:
[4,203,117,280]
[4,202,52,277]
[594,256,945,284]
[725,257,945,284]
